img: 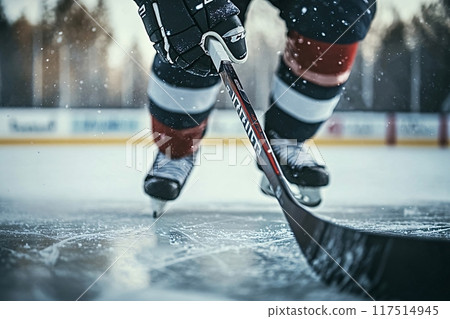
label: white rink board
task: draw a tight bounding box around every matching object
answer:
[0,108,149,139]
[0,108,447,144]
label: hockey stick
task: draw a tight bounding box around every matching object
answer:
[206,38,450,300]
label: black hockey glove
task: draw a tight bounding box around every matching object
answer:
[134,0,247,76]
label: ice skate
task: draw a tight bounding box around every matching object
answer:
[144,150,197,218]
[260,130,329,207]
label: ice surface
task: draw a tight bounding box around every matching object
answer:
[0,201,357,301]
[317,204,450,239]
[0,145,449,300]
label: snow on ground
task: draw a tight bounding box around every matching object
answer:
[0,144,449,300]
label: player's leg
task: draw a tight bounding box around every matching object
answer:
[144,0,254,206]
[261,0,377,205]
[144,55,221,203]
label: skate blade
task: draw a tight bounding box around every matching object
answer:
[150,198,167,218]
[260,175,322,207]
[290,185,322,207]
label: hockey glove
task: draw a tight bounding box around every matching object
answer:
[134,0,247,76]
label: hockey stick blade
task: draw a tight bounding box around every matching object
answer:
[206,38,450,300]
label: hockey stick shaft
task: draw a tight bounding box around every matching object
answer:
[207,39,281,175]
[207,38,307,212]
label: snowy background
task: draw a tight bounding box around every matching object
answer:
[0,0,448,112]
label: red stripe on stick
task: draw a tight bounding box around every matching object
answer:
[227,77,281,176]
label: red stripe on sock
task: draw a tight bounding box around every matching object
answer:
[152,117,207,158]
[284,31,358,87]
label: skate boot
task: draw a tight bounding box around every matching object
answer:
[260,130,329,207]
[144,150,197,218]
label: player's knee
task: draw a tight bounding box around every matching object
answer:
[283,30,359,88]
[267,30,363,138]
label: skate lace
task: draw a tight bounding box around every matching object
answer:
[150,151,196,185]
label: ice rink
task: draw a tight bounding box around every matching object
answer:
[0,144,449,300]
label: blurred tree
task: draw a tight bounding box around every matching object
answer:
[0,4,35,107]
[121,41,148,108]
[0,2,25,107]
[0,1,9,106]
[373,19,412,112]
[50,0,113,107]
[337,51,365,111]
[412,0,450,112]
[1,0,150,108]
[9,16,34,106]
[37,2,60,108]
